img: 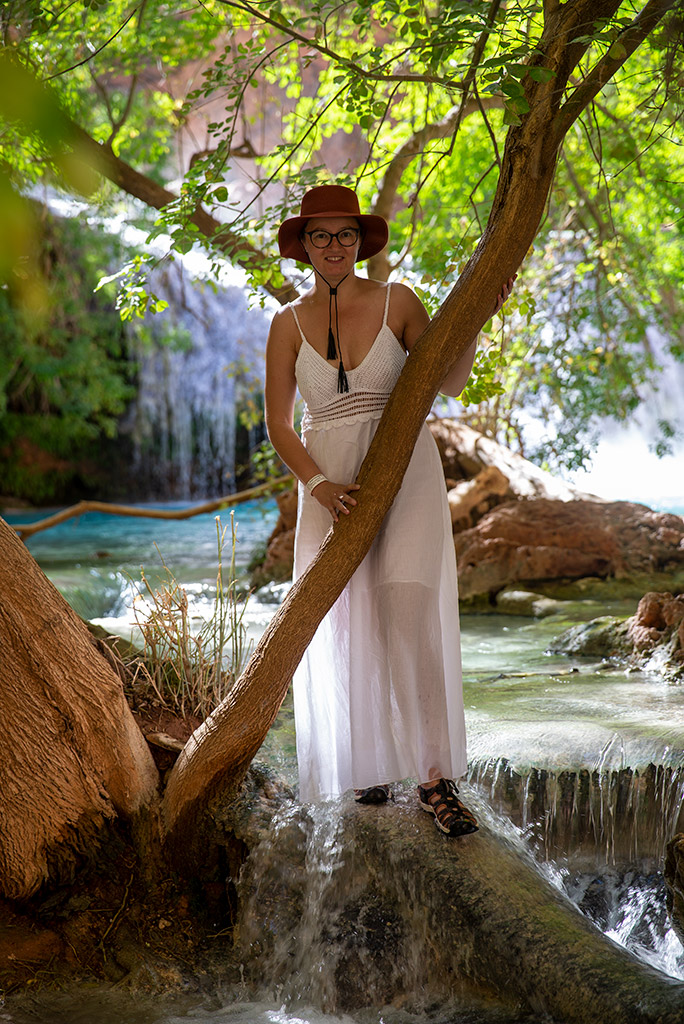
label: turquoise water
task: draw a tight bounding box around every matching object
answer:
[7,497,684,788]
[3,500,279,632]
[5,500,277,575]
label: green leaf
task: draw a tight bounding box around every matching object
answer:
[526,66,555,83]
[502,107,521,126]
[608,41,628,61]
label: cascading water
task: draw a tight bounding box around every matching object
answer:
[467,756,684,979]
[468,759,684,867]
[233,789,548,1022]
[236,801,350,1011]
[126,259,271,499]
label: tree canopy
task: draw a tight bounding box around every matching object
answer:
[1,0,683,474]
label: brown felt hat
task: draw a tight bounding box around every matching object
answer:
[278,184,388,265]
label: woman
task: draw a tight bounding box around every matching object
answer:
[265,184,513,836]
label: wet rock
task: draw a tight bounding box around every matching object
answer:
[550,616,632,659]
[627,592,684,677]
[495,587,565,617]
[551,592,684,679]
[234,786,684,1022]
[455,499,684,599]
[531,572,684,603]
[470,760,684,868]
[665,833,684,945]
[213,761,296,848]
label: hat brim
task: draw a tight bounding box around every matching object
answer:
[278,211,388,265]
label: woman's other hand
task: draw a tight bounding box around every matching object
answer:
[311,480,361,522]
[493,274,517,315]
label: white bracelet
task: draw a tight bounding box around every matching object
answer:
[305,473,327,494]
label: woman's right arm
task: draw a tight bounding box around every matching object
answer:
[265,309,320,484]
[264,309,359,521]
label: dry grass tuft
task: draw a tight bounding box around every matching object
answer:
[128,514,252,719]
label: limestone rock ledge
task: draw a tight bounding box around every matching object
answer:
[234,784,684,1023]
[455,499,684,600]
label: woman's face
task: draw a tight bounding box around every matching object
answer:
[302,216,361,280]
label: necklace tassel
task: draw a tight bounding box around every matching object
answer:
[326,327,337,361]
[318,272,351,394]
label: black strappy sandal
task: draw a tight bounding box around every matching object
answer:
[418,778,478,837]
[354,784,392,804]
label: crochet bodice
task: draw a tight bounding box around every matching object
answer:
[291,283,406,431]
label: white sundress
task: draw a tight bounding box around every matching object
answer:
[290,282,467,802]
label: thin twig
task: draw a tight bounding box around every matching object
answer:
[95,872,134,964]
[44,6,140,81]
[214,0,450,85]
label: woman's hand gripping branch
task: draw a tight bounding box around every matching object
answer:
[493,275,517,315]
[311,479,361,523]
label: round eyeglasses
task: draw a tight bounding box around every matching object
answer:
[304,227,360,249]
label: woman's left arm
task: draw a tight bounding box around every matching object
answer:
[399,277,516,398]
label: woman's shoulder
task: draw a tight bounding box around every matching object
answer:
[358,276,418,305]
[385,279,421,305]
[362,277,418,305]
[269,301,300,347]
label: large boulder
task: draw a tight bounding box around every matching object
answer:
[628,591,684,673]
[455,499,684,599]
[429,417,596,501]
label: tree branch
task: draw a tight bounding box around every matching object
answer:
[59,118,299,304]
[44,5,141,81]
[410,0,503,199]
[215,0,471,87]
[367,95,502,279]
[0,58,298,302]
[161,0,679,862]
[553,0,679,143]
[107,72,139,147]
[10,477,292,541]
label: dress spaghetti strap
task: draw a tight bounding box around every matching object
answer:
[383,281,392,327]
[292,286,391,341]
[289,304,308,345]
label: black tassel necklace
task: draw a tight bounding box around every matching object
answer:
[318,268,351,393]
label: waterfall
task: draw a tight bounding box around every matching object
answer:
[234,781,684,1015]
[464,757,684,981]
[126,260,271,499]
[235,797,438,1014]
[468,757,684,869]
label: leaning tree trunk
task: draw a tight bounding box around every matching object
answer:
[0,518,160,900]
[162,0,678,861]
